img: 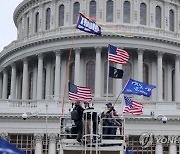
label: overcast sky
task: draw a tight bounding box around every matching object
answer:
[0,0,23,52]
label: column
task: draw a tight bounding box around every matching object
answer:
[95,47,102,97]
[138,49,143,82]
[169,143,177,154]
[115,64,122,97]
[137,49,143,99]
[167,64,172,101]
[151,56,157,101]
[33,67,37,100]
[157,52,163,101]
[22,59,29,100]
[45,63,51,99]
[2,69,8,99]
[34,133,43,154]
[0,73,3,98]
[74,48,81,85]
[54,51,61,98]
[37,54,43,100]
[10,64,16,99]
[48,134,57,154]
[155,143,163,154]
[175,55,180,101]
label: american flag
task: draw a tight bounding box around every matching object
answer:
[123,96,144,115]
[68,82,92,102]
[108,44,129,64]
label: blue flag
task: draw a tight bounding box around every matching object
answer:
[126,149,133,154]
[0,137,25,154]
[76,13,101,36]
[121,78,156,97]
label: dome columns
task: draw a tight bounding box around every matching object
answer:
[10,63,17,99]
[157,52,163,101]
[95,47,102,97]
[37,54,44,100]
[2,69,8,99]
[74,48,81,86]
[175,55,180,101]
[54,50,62,99]
[22,58,29,100]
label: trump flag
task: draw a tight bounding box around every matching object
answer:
[0,137,25,154]
[76,13,101,36]
[121,78,156,97]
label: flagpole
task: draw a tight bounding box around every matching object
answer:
[106,47,110,103]
[121,78,130,94]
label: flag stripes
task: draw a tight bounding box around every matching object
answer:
[69,82,92,102]
[123,96,144,115]
[108,44,129,64]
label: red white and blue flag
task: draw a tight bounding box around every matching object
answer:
[108,44,129,64]
[123,96,144,115]
[68,82,92,102]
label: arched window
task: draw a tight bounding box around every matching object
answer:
[46,8,51,30]
[169,9,174,32]
[27,17,29,36]
[106,0,113,22]
[155,6,161,28]
[59,4,64,27]
[86,61,95,93]
[29,72,33,99]
[89,0,96,18]
[73,2,80,24]
[143,63,149,84]
[122,62,132,88]
[35,12,39,32]
[172,70,175,101]
[69,62,75,84]
[140,3,147,25]
[123,1,130,23]
[104,62,113,94]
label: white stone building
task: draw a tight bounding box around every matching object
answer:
[0,0,180,153]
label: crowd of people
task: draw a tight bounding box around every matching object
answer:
[62,101,122,143]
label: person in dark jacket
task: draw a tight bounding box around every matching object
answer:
[101,102,121,139]
[73,101,85,142]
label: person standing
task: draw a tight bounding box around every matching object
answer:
[71,101,85,142]
[101,102,120,139]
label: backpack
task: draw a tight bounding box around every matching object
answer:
[71,107,79,120]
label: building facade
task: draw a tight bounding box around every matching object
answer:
[0,0,180,153]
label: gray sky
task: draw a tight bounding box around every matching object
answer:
[0,0,23,52]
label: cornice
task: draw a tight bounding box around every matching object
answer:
[1,33,180,59]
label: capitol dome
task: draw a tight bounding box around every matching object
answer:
[0,0,180,153]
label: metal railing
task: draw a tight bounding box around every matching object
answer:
[59,110,125,150]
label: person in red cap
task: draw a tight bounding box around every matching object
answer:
[101,102,121,139]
